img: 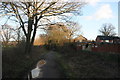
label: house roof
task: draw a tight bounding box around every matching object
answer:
[74,35,87,41]
[96,35,120,40]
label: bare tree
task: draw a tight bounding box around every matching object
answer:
[0,24,14,46]
[0,24,24,46]
[0,0,85,54]
[99,23,116,36]
[12,26,24,44]
[66,21,82,42]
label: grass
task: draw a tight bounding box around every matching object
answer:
[54,51,75,78]
[2,45,47,79]
[55,52,72,78]
[55,46,120,78]
[3,43,119,79]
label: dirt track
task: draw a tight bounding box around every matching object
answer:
[36,51,62,78]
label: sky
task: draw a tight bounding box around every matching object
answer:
[71,0,119,40]
[0,0,119,41]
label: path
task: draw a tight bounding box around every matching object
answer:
[36,51,62,78]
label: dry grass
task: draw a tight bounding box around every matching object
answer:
[2,45,47,78]
[56,46,120,78]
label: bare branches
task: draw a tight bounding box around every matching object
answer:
[99,23,116,36]
[0,0,85,53]
[0,24,14,45]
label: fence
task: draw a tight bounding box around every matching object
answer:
[92,43,120,53]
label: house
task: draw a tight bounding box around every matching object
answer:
[96,35,120,43]
[74,35,87,42]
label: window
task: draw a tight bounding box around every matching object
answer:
[105,40,109,42]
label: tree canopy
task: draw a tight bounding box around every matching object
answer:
[39,22,82,45]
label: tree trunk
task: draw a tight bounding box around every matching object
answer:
[25,36,31,54]
[25,18,33,54]
[29,16,38,51]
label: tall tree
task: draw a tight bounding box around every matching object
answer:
[99,23,116,36]
[0,0,85,54]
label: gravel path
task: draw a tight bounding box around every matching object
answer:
[36,51,62,78]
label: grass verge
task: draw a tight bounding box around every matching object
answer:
[55,47,120,78]
[2,46,47,79]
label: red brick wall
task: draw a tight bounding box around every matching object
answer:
[92,44,120,53]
